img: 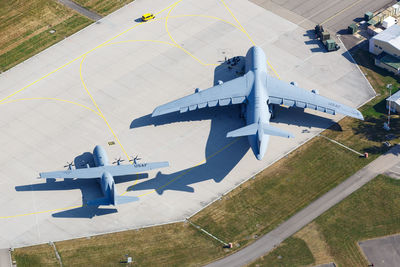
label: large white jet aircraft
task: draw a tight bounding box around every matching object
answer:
[40,145,169,206]
[152,46,363,160]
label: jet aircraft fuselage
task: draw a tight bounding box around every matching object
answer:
[244,46,271,160]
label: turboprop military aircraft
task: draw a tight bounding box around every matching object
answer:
[152,46,363,160]
[39,145,169,206]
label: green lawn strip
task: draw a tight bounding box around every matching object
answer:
[0,0,78,57]
[12,243,59,267]
[314,175,400,266]
[54,223,223,266]
[0,15,91,72]
[73,0,134,16]
[248,237,315,267]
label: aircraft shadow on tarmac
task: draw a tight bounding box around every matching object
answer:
[15,152,148,218]
[128,57,337,195]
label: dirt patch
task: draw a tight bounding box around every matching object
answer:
[294,222,334,266]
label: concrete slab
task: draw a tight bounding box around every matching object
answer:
[250,0,395,33]
[0,249,11,267]
[0,0,374,248]
[359,234,400,267]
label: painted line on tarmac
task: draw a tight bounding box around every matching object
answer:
[321,0,364,25]
[219,0,280,79]
[79,55,131,161]
[0,97,101,116]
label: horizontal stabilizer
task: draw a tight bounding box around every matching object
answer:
[86,197,110,206]
[115,195,139,205]
[226,123,258,138]
[263,124,294,138]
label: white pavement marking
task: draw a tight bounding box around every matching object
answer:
[206,145,400,267]
[319,134,364,157]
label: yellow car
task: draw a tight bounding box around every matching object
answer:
[142,13,155,22]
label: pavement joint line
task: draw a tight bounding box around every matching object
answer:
[337,35,377,97]
[187,219,228,246]
[321,0,365,25]
[318,134,364,156]
[165,0,219,66]
[79,55,130,161]
[0,97,101,116]
[219,0,280,79]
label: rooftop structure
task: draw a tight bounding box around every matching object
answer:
[386,90,400,113]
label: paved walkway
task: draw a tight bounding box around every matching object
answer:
[56,0,102,21]
[0,249,11,267]
[207,145,400,267]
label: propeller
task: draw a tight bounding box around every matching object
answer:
[129,155,142,164]
[64,161,74,170]
[112,157,124,165]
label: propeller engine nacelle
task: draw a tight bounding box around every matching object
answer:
[268,104,275,119]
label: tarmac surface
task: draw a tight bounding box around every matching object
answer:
[359,234,400,267]
[250,0,396,33]
[207,145,400,267]
[0,0,374,248]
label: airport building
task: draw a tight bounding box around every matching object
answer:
[369,24,400,75]
[386,90,400,113]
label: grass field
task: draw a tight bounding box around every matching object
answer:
[74,0,134,16]
[0,0,92,72]
[248,237,314,267]
[12,243,59,267]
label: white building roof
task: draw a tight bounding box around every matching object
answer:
[373,24,400,50]
[386,89,400,101]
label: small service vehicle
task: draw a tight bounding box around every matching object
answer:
[142,13,155,22]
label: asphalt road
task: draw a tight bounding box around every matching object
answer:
[57,0,102,21]
[206,145,400,267]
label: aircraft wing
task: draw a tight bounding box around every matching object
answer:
[39,167,105,179]
[267,76,364,120]
[152,74,253,117]
[101,162,169,176]
[39,162,169,179]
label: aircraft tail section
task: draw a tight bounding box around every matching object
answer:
[227,123,294,139]
[262,123,294,138]
[226,123,258,137]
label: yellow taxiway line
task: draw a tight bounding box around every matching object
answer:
[0,0,281,218]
